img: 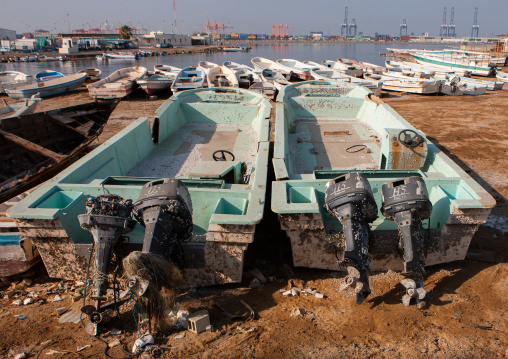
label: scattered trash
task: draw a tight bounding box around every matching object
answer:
[282,290,292,297]
[248,268,267,284]
[14,314,26,320]
[55,307,67,316]
[173,333,186,339]
[187,310,210,334]
[40,339,53,347]
[76,345,91,352]
[173,310,189,328]
[249,278,261,289]
[236,326,257,333]
[206,325,214,332]
[214,299,255,321]
[12,300,23,306]
[291,288,301,296]
[52,295,62,302]
[132,332,154,353]
[13,353,27,359]
[46,349,64,355]
[23,298,34,305]
[315,293,324,299]
[109,328,122,335]
[108,339,121,348]
[290,307,315,320]
[289,278,305,289]
[22,278,33,286]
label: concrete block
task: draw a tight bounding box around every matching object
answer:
[187,310,210,334]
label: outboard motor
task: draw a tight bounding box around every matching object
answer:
[324,172,378,304]
[133,178,193,267]
[78,194,137,329]
[381,176,432,307]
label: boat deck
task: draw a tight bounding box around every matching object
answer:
[288,117,381,174]
[128,122,258,179]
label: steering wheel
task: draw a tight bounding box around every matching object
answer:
[213,150,235,161]
[398,129,423,148]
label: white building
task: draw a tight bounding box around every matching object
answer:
[13,39,38,50]
[134,32,192,47]
[58,38,79,54]
[0,28,16,41]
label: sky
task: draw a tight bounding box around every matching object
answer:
[2,0,507,38]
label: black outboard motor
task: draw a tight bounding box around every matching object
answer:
[78,194,137,328]
[133,178,193,267]
[381,176,432,307]
[324,172,378,304]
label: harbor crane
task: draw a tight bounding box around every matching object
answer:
[193,13,233,34]
[272,24,293,38]
[400,19,408,37]
[349,19,357,36]
[471,7,479,37]
[448,7,456,37]
[440,7,448,37]
[341,7,349,36]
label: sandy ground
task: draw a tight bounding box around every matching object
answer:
[1,80,507,358]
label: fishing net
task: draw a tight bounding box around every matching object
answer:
[122,251,184,332]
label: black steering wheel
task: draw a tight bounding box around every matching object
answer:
[213,150,235,161]
[398,129,424,148]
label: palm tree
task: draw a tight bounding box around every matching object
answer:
[119,25,132,39]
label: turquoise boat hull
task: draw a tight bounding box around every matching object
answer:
[8,88,271,286]
[271,81,495,272]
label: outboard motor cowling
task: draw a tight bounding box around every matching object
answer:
[381,176,432,307]
[133,179,193,267]
[324,172,378,304]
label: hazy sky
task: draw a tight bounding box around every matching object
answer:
[3,0,507,38]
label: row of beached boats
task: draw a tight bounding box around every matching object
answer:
[1,81,495,307]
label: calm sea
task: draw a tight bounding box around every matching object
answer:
[0,42,447,77]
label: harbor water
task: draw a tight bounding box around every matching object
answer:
[0,43,447,77]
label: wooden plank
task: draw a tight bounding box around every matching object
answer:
[0,128,63,161]
[46,114,88,136]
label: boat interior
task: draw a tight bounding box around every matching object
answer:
[10,88,271,245]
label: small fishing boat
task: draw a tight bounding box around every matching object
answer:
[309,67,382,95]
[206,66,238,88]
[103,52,141,60]
[171,66,206,92]
[153,64,182,77]
[235,68,262,89]
[222,45,250,52]
[198,61,220,76]
[0,94,41,120]
[412,52,495,76]
[496,71,508,83]
[252,57,292,80]
[36,55,60,62]
[365,72,440,94]
[260,69,290,90]
[0,100,118,203]
[137,73,175,95]
[359,61,386,74]
[271,81,494,303]
[87,66,147,99]
[0,233,40,278]
[433,73,504,91]
[437,76,486,96]
[78,68,102,83]
[322,60,363,77]
[338,58,366,76]
[276,59,316,81]
[35,71,64,82]
[385,60,458,75]
[5,72,88,99]
[223,61,256,72]
[0,71,33,94]
[248,81,277,98]
[8,87,271,287]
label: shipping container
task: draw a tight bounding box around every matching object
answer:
[401,35,410,41]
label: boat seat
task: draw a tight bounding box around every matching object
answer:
[188,161,243,184]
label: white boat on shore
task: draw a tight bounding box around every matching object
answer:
[153,64,182,78]
[207,66,239,88]
[78,68,102,83]
[103,52,141,60]
[260,68,290,90]
[235,68,262,89]
[223,61,256,72]
[496,71,508,84]
[0,94,40,120]
[137,73,175,95]
[6,72,87,99]
[310,67,382,95]
[87,66,147,99]
[0,71,33,94]
[321,60,363,77]
[171,66,206,92]
[252,57,292,80]
[198,61,219,76]
[276,59,315,81]
[412,53,495,76]
[437,76,486,96]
